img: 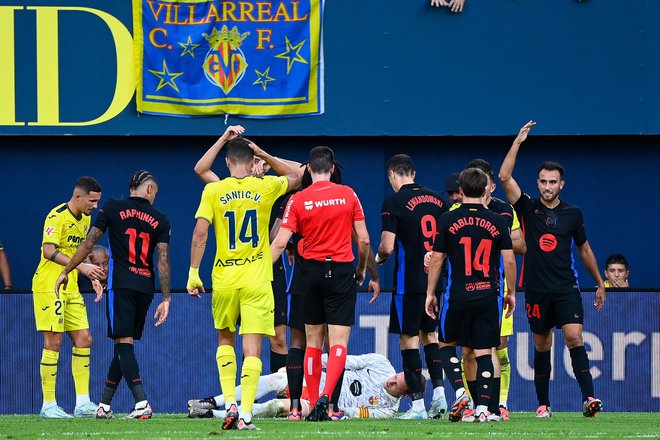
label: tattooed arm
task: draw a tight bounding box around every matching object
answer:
[55,227,106,297]
[154,242,171,326]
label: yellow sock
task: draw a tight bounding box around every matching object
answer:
[239,356,263,415]
[72,347,91,397]
[497,347,510,406]
[460,358,470,399]
[40,349,60,403]
[217,345,237,404]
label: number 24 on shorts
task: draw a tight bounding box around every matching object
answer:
[526,303,541,319]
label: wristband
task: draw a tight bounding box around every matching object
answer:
[375,253,385,264]
[188,267,200,278]
[49,251,60,262]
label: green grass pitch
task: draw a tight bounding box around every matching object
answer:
[1,413,658,440]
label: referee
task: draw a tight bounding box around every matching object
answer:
[499,121,605,418]
[270,146,371,422]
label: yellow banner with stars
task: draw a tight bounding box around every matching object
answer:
[133,0,324,118]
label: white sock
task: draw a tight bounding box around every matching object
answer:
[455,387,466,399]
[212,409,226,419]
[99,403,111,412]
[499,401,507,408]
[432,386,445,401]
[239,410,252,423]
[135,400,148,409]
[42,401,56,410]
[252,400,283,418]
[76,394,91,406]
[476,404,488,415]
[214,394,225,408]
[412,398,425,411]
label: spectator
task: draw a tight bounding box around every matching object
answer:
[0,237,13,289]
[603,254,629,288]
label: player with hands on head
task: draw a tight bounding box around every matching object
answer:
[498,121,605,418]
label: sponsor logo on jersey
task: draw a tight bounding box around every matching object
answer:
[304,200,313,211]
[313,198,346,208]
[465,281,492,291]
[215,252,264,267]
[539,233,557,252]
[67,235,84,244]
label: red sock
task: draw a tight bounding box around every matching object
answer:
[304,346,323,407]
[320,345,347,399]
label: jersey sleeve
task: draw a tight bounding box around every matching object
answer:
[380,197,398,233]
[344,353,389,370]
[343,406,396,419]
[156,216,171,245]
[93,201,111,233]
[42,210,63,245]
[498,221,514,250]
[352,190,366,222]
[512,192,533,216]
[572,208,588,246]
[265,175,289,202]
[432,214,449,253]
[280,194,298,233]
[194,185,215,223]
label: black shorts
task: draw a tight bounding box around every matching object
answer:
[301,259,356,326]
[439,295,500,349]
[389,293,438,336]
[287,294,305,332]
[525,290,584,334]
[106,288,154,340]
[272,260,288,326]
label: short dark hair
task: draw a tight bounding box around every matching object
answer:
[301,162,342,188]
[74,176,101,193]
[605,253,629,270]
[402,373,427,397]
[308,146,334,174]
[538,161,565,179]
[226,137,254,165]
[129,170,157,190]
[386,154,414,177]
[459,168,488,198]
[465,158,494,181]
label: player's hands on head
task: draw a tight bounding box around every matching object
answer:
[447,0,465,12]
[425,294,438,320]
[368,279,381,304]
[247,141,266,159]
[154,299,169,326]
[221,125,245,142]
[54,271,68,299]
[594,286,605,312]
[187,267,205,298]
[515,121,536,145]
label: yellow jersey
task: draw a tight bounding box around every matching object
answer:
[195,175,288,289]
[32,203,90,294]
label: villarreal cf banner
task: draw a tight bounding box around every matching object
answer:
[133,0,324,118]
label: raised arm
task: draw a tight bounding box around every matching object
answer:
[154,242,171,326]
[249,141,302,191]
[194,125,245,184]
[54,227,106,297]
[577,240,606,312]
[499,121,536,205]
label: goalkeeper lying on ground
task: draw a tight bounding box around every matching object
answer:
[188,353,423,419]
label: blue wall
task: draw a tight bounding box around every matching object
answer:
[1,135,657,290]
[2,291,658,414]
[0,0,659,135]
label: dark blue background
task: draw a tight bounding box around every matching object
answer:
[1,291,658,414]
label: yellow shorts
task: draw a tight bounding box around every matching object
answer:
[33,291,89,332]
[212,281,275,336]
[500,305,513,337]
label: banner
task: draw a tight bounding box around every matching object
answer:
[133,0,324,118]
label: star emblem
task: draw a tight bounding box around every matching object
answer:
[252,66,275,91]
[148,59,184,93]
[178,35,200,58]
[274,36,308,74]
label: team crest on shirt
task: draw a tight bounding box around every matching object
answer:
[368,395,380,405]
[545,216,557,228]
